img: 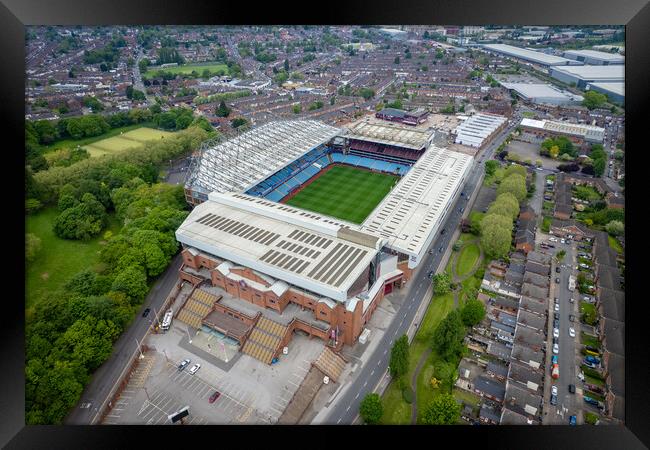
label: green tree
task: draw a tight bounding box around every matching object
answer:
[111,266,148,304]
[484,160,499,176]
[480,213,513,259]
[487,192,520,220]
[497,174,527,203]
[605,220,624,236]
[26,233,42,262]
[389,334,409,378]
[432,272,452,295]
[432,310,465,360]
[292,104,302,114]
[503,164,527,179]
[59,315,120,371]
[434,360,458,390]
[582,90,608,110]
[460,299,485,327]
[593,158,606,177]
[422,393,461,425]
[231,117,248,129]
[359,393,383,424]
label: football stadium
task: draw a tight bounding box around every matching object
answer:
[175,119,473,363]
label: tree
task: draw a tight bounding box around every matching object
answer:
[231,117,248,129]
[422,393,461,425]
[488,192,520,220]
[605,220,624,236]
[484,160,499,176]
[432,310,465,360]
[582,90,607,110]
[461,299,485,327]
[26,233,42,262]
[593,158,606,177]
[434,360,458,390]
[497,174,527,203]
[432,272,452,295]
[389,335,409,379]
[480,213,513,259]
[359,393,383,424]
[555,249,566,262]
[111,266,148,304]
[549,145,560,159]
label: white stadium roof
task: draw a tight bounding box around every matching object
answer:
[520,118,605,142]
[188,120,341,195]
[482,44,578,66]
[454,113,507,148]
[176,191,382,302]
[359,145,473,263]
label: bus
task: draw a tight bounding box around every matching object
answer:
[161,309,173,331]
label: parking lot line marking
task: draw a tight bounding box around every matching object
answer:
[337,418,342,424]
[355,393,359,399]
[105,414,121,418]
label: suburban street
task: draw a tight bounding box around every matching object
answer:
[65,254,183,424]
[323,119,520,424]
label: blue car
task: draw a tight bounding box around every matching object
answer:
[551,355,558,364]
[569,415,577,425]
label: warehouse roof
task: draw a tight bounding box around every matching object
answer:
[187,120,341,195]
[520,118,605,142]
[550,64,625,82]
[175,192,381,302]
[482,43,577,66]
[588,81,625,97]
[359,145,473,260]
[454,113,507,148]
[499,82,584,103]
[563,49,625,64]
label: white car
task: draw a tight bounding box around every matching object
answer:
[560,239,566,244]
[553,328,560,338]
[551,385,558,396]
[554,303,560,312]
[189,363,201,375]
[569,327,576,338]
[549,237,558,242]
[553,343,559,354]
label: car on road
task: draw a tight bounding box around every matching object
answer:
[441,228,446,235]
[429,249,434,255]
[438,246,443,253]
[555,266,561,273]
[551,363,560,379]
[554,303,560,312]
[560,239,565,244]
[553,343,559,354]
[553,328,559,338]
[459,207,464,213]
[208,391,221,403]
[553,319,560,328]
[569,327,576,338]
[550,394,558,405]
[551,385,558,396]
[555,277,561,284]
[554,297,559,304]
[142,308,151,317]
[178,359,190,371]
[568,384,576,394]
[189,363,201,375]
[427,271,434,279]
[569,297,574,303]
[569,415,577,425]
[569,314,575,322]
[551,355,558,364]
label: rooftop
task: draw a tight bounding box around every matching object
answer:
[563,49,625,63]
[550,64,625,82]
[454,113,507,148]
[345,116,434,150]
[482,43,577,66]
[520,118,605,142]
[500,82,584,103]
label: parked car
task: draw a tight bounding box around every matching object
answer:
[553,328,560,338]
[551,385,558,396]
[189,363,201,375]
[142,308,151,318]
[551,363,560,379]
[550,394,558,405]
[178,359,190,371]
[553,343,559,354]
[438,246,443,253]
[428,271,434,279]
[554,297,559,304]
[569,315,575,322]
[551,355,558,365]
[582,360,598,369]
[555,266,561,273]
[208,391,221,403]
[553,337,559,345]
[569,297,574,304]
[568,384,576,394]
[554,303,560,312]
[429,249,434,255]
[553,319,560,328]
[569,415,577,425]
[577,371,585,382]
[585,355,601,364]
[584,396,600,407]
[555,277,561,284]
[568,327,576,338]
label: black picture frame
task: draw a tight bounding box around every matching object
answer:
[2,0,648,448]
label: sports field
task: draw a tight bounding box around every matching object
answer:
[143,62,229,79]
[83,127,174,157]
[284,165,399,224]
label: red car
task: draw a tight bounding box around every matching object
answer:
[208,391,221,403]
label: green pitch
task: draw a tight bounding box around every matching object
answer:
[285,165,399,224]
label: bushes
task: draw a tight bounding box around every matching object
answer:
[53,193,107,240]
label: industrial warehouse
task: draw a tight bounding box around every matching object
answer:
[175,119,473,363]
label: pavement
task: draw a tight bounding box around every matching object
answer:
[65,254,183,425]
[314,118,521,425]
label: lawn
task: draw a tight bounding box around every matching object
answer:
[26,207,122,312]
[453,387,482,408]
[285,165,398,224]
[608,235,623,254]
[541,215,552,233]
[42,123,153,154]
[581,332,601,349]
[580,301,598,325]
[83,127,175,158]
[584,411,600,425]
[456,243,480,278]
[143,62,229,79]
[573,185,603,202]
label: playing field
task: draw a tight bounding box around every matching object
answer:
[83,127,174,157]
[284,165,399,224]
[143,62,229,79]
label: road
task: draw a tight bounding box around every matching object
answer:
[323,118,521,425]
[133,48,156,106]
[65,254,183,424]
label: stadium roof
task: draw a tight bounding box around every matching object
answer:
[499,83,583,103]
[563,49,624,64]
[482,44,578,66]
[454,113,507,148]
[520,118,605,142]
[359,145,473,263]
[175,191,381,302]
[549,64,625,82]
[344,118,433,150]
[188,120,341,196]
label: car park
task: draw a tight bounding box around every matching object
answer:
[553,343,559,354]
[189,363,201,375]
[142,308,151,318]
[208,391,221,403]
[569,327,575,338]
[178,359,190,371]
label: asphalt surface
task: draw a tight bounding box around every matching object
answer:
[323,120,520,425]
[65,254,183,424]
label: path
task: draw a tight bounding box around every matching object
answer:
[408,238,484,423]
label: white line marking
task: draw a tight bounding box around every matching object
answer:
[346,405,351,411]
[337,418,342,424]
[371,369,375,375]
[355,393,359,399]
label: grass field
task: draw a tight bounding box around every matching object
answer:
[143,62,229,79]
[83,127,174,157]
[285,165,399,224]
[43,123,153,154]
[26,207,121,312]
[457,243,480,278]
